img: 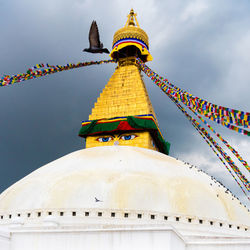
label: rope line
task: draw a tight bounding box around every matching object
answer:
[135,58,250,132]
[136,58,250,195]
[1,58,249,197]
[169,92,250,192]
[193,119,249,200]
[0,60,115,87]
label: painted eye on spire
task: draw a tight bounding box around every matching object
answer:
[97,137,113,142]
[120,134,137,141]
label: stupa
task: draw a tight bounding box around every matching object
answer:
[0,9,249,250]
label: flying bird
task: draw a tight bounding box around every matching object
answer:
[95,197,103,202]
[83,21,109,54]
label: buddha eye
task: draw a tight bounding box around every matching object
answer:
[97,137,113,142]
[120,134,137,141]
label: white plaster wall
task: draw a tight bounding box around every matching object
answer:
[187,244,250,250]
[10,230,185,250]
[0,230,10,250]
[170,231,187,249]
[1,226,250,250]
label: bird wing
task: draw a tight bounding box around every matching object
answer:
[89,21,101,48]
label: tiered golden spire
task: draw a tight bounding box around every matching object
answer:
[110,9,152,62]
[125,9,140,27]
[89,9,155,121]
[88,64,157,121]
[82,10,169,154]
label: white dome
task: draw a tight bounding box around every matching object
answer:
[0,146,249,226]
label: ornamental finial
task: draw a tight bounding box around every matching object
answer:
[126,9,140,27]
[110,10,152,62]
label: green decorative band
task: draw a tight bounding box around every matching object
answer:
[79,114,170,155]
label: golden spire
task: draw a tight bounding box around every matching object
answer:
[110,9,152,62]
[89,9,156,122]
[125,9,140,27]
[80,10,170,155]
[88,64,157,121]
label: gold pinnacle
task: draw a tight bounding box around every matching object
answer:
[126,8,140,27]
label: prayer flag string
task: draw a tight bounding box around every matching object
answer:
[1,58,249,194]
[135,58,250,132]
[193,119,249,200]
[0,60,115,87]
[136,58,250,194]
[189,108,250,173]
[136,57,249,170]
[169,93,250,194]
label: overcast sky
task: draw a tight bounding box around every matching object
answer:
[0,0,250,206]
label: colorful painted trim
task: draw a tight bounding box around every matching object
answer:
[110,38,153,61]
[79,114,170,155]
[82,114,158,128]
[113,38,149,50]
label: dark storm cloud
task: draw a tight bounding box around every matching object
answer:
[0,0,249,205]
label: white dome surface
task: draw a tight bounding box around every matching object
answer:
[0,146,249,225]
